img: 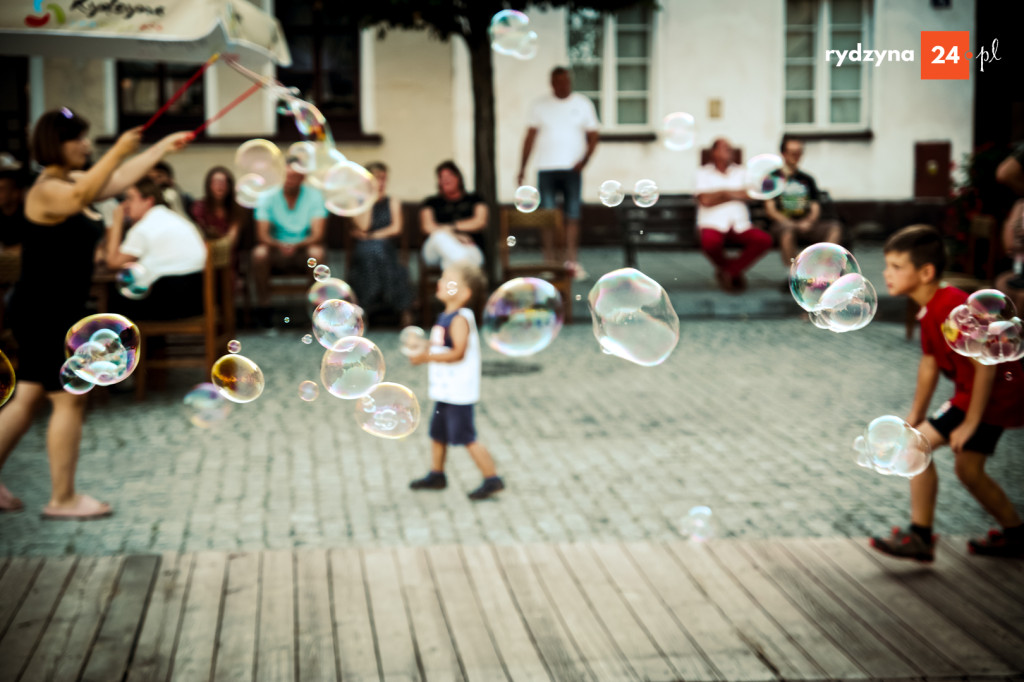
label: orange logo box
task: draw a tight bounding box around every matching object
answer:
[921,31,970,80]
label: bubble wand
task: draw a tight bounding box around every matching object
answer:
[188,82,263,139]
[141,53,221,131]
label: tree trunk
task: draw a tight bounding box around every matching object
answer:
[465,32,499,286]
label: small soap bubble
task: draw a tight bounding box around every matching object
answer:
[287,141,318,174]
[679,506,716,542]
[323,162,376,217]
[0,350,14,407]
[507,236,517,247]
[298,380,319,402]
[283,317,291,324]
[789,243,861,312]
[489,10,531,56]
[302,143,348,191]
[211,353,265,404]
[853,415,932,478]
[227,339,241,354]
[313,264,331,281]
[307,257,317,268]
[660,112,696,151]
[288,100,327,138]
[942,290,1024,365]
[446,281,458,296]
[354,382,420,439]
[512,30,539,60]
[575,294,582,301]
[745,153,785,200]
[588,268,679,366]
[59,357,93,395]
[321,336,385,399]
[482,277,564,357]
[633,179,659,208]
[65,313,141,386]
[399,326,429,357]
[234,173,268,209]
[599,180,625,207]
[1007,372,1014,382]
[302,334,313,345]
[308,278,358,309]
[313,299,364,349]
[115,262,151,300]
[234,139,285,207]
[183,383,231,428]
[513,185,541,213]
[813,273,878,333]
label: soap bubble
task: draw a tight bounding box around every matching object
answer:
[65,313,141,385]
[301,144,347,191]
[514,185,541,213]
[234,139,284,206]
[234,173,269,209]
[489,10,531,56]
[308,278,358,309]
[482,277,564,357]
[512,31,539,60]
[633,179,659,208]
[320,336,385,399]
[287,141,318,174]
[588,268,679,367]
[312,299,365,350]
[70,335,128,385]
[942,290,1024,365]
[298,380,320,402]
[853,416,932,478]
[183,383,232,428]
[302,334,313,345]
[211,353,265,404]
[313,264,331,282]
[322,162,376,217]
[399,326,429,357]
[813,273,878,333]
[745,153,785,200]
[287,100,327,138]
[115,262,151,300]
[599,180,625,207]
[354,382,420,439]
[660,112,696,151]
[59,357,93,395]
[227,339,241,354]
[789,243,861,312]
[679,506,716,542]
[307,257,317,268]
[446,280,458,296]
[0,349,14,407]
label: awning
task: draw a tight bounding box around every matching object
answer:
[0,0,290,66]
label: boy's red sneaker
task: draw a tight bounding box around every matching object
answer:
[870,526,936,563]
[968,529,1024,559]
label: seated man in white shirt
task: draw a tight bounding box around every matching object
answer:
[105,177,208,320]
[695,138,773,293]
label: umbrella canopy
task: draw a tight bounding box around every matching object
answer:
[0,0,290,66]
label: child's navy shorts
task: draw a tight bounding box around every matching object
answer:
[928,404,1004,455]
[429,402,477,446]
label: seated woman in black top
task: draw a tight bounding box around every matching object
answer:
[420,160,487,270]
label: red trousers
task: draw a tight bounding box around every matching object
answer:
[699,227,773,277]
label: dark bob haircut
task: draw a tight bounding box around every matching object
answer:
[31,108,90,167]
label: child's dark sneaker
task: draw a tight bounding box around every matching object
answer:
[468,476,504,500]
[409,471,447,490]
[870,526,936,563]
[968,529,1024,558]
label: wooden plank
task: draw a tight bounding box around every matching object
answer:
[522,543,636,681]
[327,548,380,682]
[127,552,194,682]
[558,543,679,682]
[742,540,918,679]
[295,549,339,682]
[0,557,43,639]
[932,540,1024,616]
[213,552,260,682]
[0,555,8,581]
[943,535,1024,604]
[257,550,296,682]
[20,555,123,682]
[658,540,819,681]
[491,545,589,682]
[809,537,1017,677]
[0,556,76,682]
[458,544,551,682]
[362,548,420,681]
[425,545,507,681]
[80,555,161,682]
[394,547,465,681]
[706,541,864,680]
[171,551,227,682]
[852,538,1024,670]
[781,539,963,679]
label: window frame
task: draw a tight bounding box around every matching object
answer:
[115,61,206,138]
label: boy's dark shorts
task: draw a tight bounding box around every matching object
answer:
[429,402,477,446]
[928,404,1004,455]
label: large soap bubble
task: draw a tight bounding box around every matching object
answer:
[234,139,284,207]
[115,262,151,300]
[633,179,660,208]
[942,290,1024,365]
[355,382,421,439]
[323,161,376,217]
[599,180,625,207]
[298,143,347,191]
[745,153,785,200]
[0,349,13,407]
[814,273,878,333]
[482,277,564,357]
[660,112,696,151]
[489,10,536,58]
[588,268,679,367]
[309,278,358,309]
[853,415,932,478]
[789,243,861,312]
[211,353,265,404]
[65,313,141,385]
[312,299,365,350]
[183,383,232,428]
[320,336,385,399]
[399,326,429,357]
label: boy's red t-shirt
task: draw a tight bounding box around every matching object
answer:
[919,286,1024,427]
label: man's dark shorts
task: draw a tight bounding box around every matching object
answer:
[538,170,582,220]
[429,402,477,446]
[928,404,1004,455]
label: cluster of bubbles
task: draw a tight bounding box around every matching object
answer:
[356,383,421,439]
[320,336,385,399]
[599,180,625,208]
[790,244,878,333]
[488,10,538,60]
[399,326,429,357]
[744,154,786,200]
[633,179,660,208]
[660,112,696,151]
[115,262,151,300]
[588,268,680,366]
[61,314,141,394]
[679,506,716,542]
[0,349,14,408]
[183,383,232,428]
[482,277,565,357]
[513,185,540,213]
[853,415,932,478]
[942,289,1024,365]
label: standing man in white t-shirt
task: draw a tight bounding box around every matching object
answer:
[517,67,600,281]
[695,138,773,293]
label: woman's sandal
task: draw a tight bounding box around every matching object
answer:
[41,494,112,520]
[0,482,24,513]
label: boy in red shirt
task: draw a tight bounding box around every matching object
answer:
[872,225,1024,561]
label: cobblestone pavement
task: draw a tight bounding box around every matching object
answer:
[2,310,1021,556]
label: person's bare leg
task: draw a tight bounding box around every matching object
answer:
[430,440,447,472]
[251,244,272,306]
[825,221,843,245]
[955,450,1023,528]
[566,217,580,265]
[0,382,45,510]
[465,441,497,478]
[777,223,797,266]
[909,422,946,527]
[45,391,108,513]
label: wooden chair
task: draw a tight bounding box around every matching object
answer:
[498,207,573,323]
[133,236,236,399]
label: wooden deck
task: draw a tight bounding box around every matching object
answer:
[0,536,1022,681]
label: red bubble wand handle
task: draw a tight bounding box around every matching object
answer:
[141,53,220,131]
[188,82,262,140]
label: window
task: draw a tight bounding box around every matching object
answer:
[785,0,870,129]
[568,6,653,128]
[117,62,205,135]
[275,2,360,140]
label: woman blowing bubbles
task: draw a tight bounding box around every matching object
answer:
[0,108,190,519]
